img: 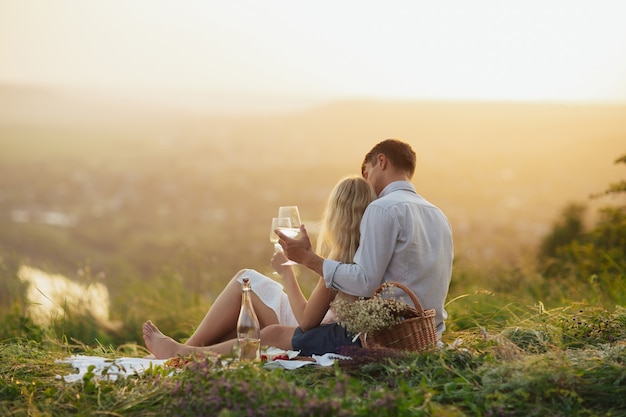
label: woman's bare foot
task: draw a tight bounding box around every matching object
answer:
[142,320,193,359]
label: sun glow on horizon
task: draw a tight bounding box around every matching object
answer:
[1,0,626,103]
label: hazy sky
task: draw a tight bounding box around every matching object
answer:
[1,0,626,102]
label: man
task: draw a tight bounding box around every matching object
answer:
[277,138,453,338]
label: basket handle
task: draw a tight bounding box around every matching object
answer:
[373,281,427,317]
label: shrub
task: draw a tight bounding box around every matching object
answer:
[538,154,626,306]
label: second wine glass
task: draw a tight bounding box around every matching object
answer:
[270,217,291,251]
[277,206,301,265]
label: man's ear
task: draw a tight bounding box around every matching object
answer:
[378,153,388,170]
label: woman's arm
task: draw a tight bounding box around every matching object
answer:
[272,251,336,331]
[298,278,336,331]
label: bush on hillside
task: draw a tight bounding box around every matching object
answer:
[538,154,626,305]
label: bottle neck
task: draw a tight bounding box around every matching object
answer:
[241,287,252,304]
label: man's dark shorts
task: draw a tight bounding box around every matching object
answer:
[291,323,361,356]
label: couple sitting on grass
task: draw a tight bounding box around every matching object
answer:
[143,139,454,359]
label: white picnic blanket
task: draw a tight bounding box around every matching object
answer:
[55,349,351,383]
[55,355,169,383]
[262,352,351,370]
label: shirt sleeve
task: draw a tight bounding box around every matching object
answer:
[322,204,399,297]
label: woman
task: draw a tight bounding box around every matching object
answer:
[142,176,376,358]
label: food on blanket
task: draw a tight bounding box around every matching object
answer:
[165,352,219,368]
[260,353,290,362]
[165,356,193,368]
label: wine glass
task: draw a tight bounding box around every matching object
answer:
[270,217,291,251]
[278,206,301,231]
[277,206,301,265]
[270,217,291,273]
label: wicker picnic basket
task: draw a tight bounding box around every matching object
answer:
[360,282,438,352]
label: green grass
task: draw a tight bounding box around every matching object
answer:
[1,270,625,416]
[1,324,625,416]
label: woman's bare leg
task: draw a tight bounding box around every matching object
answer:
[260,325,296,351]
[184,270,280,346]
[143,321,296,359]
[143,320,235,358]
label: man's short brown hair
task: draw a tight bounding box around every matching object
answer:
[362,139,417,178]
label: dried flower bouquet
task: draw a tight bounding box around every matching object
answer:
[331,284,411,335]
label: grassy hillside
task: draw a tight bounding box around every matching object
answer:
[1,86,625,415]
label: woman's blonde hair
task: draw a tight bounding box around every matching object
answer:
[316,176,376,263]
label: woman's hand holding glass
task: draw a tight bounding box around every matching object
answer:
[270,249,292,276]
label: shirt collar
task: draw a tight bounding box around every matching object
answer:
[378,180,417,198]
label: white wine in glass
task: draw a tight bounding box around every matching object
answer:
[270,217,291,249]
[277,206,301,265]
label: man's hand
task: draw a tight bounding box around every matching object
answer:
[275,224,325,276]
[275,224,312,263]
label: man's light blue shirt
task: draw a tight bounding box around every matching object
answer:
[322,180,453,336]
